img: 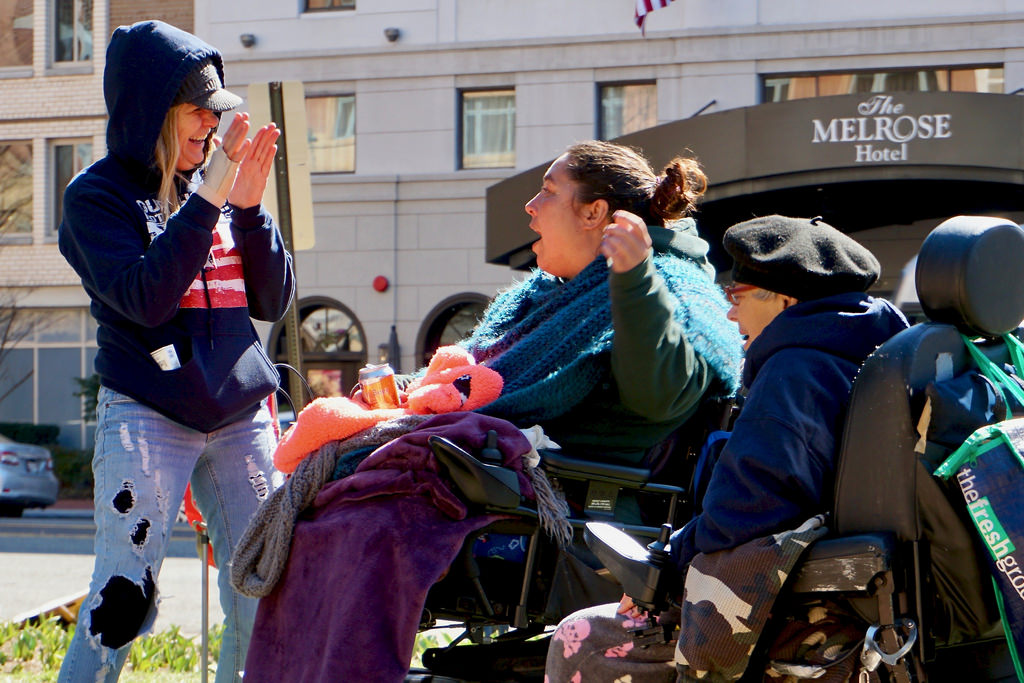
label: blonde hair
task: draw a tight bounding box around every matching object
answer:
[152,104,214,222]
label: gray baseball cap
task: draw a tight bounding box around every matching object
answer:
[173,59,242,112]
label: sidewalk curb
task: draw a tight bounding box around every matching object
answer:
[22,499,96,519]
[24,509,95,519]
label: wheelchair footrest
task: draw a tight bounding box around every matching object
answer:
[788,533,894,594]
[420,633,550,682]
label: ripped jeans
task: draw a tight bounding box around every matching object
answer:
[58,386,281,683]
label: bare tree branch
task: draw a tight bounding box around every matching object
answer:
[0,290,37,408]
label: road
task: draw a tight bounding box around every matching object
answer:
[0,507,225,637]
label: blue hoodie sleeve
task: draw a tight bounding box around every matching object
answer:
[59,178,219,328]
[229,204,295,322]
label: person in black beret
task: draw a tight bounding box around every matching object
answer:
[544,216,910,683]
[668,213,907,565]
[722,215,882,348]
[665,215,907,673]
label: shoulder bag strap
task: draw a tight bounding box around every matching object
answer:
[1001,332,1024,379]
[961,334,1024,421]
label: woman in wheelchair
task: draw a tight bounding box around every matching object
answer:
[236,140,744,683]
[461,140,742,463]
[545,216,910,682]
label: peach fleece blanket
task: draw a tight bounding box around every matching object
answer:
[273,345,503,473]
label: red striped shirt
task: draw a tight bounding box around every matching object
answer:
[179,219,248,309]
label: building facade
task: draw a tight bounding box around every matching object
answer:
[3,0,1024,445]
[0,0,193,447]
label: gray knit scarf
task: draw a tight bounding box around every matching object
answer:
[230,415,432,598]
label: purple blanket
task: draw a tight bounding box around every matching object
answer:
[244,412,533,683]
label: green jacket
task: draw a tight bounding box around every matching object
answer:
[540,224,720,464]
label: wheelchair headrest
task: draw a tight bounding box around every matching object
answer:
[915,216,1024,337]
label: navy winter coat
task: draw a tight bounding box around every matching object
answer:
[670,292,909,567]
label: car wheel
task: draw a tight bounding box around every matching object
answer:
[0,504,24,518]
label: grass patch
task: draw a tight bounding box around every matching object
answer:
[0,616,456,677]
[0,618,222,679]
[411,626,460,668]
[0,673,198,683]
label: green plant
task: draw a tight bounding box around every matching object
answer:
[50,445,93,499]
[205,622,223,668]
[35,619,71,671]
[72,374,100,423]
[128,626,197,673]
[0,618,225,677]
[0,422,60,445]
[0,617,69,678]
[410,627,458,669]
[126,623,223,675]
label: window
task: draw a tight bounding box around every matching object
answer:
[763,66,1004,102]
[270,298,368,399]
[0,0,33,68]
[599,83,657,140]
[0,142,32,236]
[306,95,355,173]
[0,308,98,448]
[51,140,91,235]
[54,0,93,63]
[461,90,515,169]
[305,0,355,11]
[298,303,365,354]
[416,294,490,367]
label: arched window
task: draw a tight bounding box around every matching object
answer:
[269,297,367,400]
[415,293,490,368]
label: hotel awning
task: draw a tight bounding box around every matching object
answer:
[487,92,1024,272]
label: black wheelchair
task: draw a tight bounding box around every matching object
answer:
[409,214,1024,682]
[588,214,1024,681]
[405,396,732,682]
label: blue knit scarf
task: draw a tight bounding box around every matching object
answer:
[462,254,742,424]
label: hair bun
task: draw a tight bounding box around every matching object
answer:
[651,157,707,221]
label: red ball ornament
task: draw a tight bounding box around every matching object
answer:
[372,275,390,292]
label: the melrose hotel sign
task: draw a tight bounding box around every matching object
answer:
[811,95,952,163]
[725,91,1023,181]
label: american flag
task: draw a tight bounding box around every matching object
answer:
[635,0,675,32]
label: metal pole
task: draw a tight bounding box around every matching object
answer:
[388,324,401,373]
[268,82,306,412]
[200,529,210,683]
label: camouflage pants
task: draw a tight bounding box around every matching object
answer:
[544,602,678,683]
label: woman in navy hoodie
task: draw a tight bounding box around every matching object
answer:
[57,20,293,683]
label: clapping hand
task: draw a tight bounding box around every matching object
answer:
[221,112,281,210]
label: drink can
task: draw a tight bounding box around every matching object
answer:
[359,363,399,409]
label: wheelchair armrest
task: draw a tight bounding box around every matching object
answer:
[787,532,894,594]
[541,450,654,485]
[429,435,522,510]
[584,522,675,612]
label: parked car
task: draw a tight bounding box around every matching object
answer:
[0,434,59,516]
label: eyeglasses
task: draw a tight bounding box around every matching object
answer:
[723,283,757,305]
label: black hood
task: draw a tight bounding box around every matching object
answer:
[744,292,909,387]
[103,20,227,170]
